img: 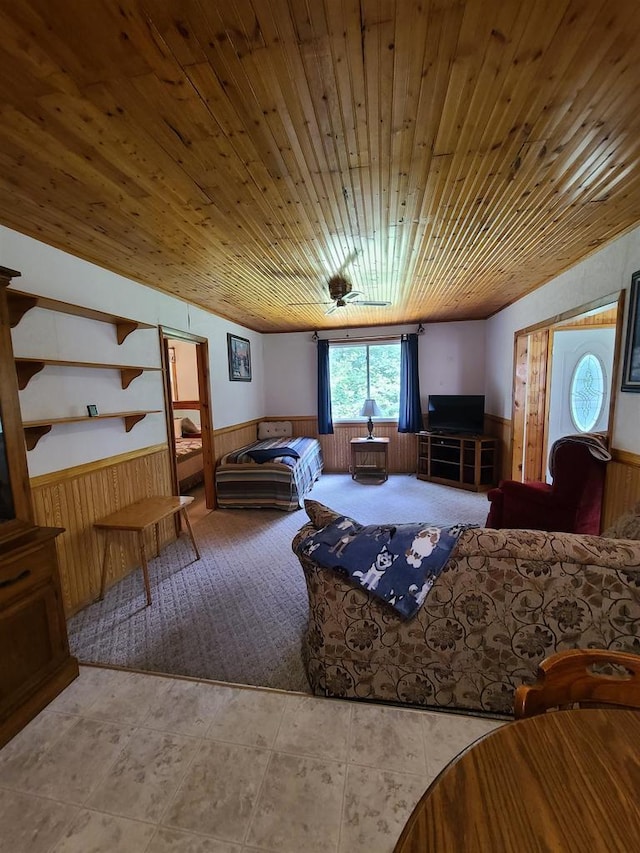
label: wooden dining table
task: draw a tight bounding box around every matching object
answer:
[394,708,640,852]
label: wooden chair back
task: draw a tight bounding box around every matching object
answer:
[514,649,640,718]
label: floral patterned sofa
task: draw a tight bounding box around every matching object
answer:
[292,501,640,715]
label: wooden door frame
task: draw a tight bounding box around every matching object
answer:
[510,291,625,482]
[159,326,216,509]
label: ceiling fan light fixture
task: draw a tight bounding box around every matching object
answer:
[328,275,351,301]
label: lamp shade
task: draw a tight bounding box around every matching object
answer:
[360,398,383,418]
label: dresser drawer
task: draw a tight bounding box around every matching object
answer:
[0,543,56,606]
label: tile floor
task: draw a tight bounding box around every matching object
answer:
[0,666,503,853]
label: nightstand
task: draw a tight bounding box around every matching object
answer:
[350,437,389,481]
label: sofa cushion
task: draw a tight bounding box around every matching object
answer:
[601,501,640,539]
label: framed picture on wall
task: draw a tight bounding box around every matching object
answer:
[227,333,252,381]
[622,270,640,392]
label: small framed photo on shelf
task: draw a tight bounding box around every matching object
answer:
[87,404,98,417]
[227,333,252,381]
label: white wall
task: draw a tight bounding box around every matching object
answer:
[485,223,640,453]
[263,321,486,416]
[170,339,199,401]
[1,226,265,476]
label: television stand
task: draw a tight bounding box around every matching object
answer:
[417,431,497,492]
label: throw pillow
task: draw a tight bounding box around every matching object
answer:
[601,501,640,539]
[304,499,357,530]
[181,417,201,435]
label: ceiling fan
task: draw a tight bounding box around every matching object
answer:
[323,275,391,315]
[289,251,391,314]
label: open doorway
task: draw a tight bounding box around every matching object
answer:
[511,293,625,482]
[159,327,215,510]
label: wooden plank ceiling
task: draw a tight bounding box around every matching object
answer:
[1,0,640,333]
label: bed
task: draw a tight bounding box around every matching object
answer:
[215,421,323,511]
[174,417,204,491]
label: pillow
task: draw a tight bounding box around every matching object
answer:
[304,500,357,530]
[258,421,292,440]
[601,501,640,539]
[181,416,201,435]
[173,417,183,437]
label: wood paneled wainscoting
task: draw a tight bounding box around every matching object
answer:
[317,422,417,473]
[602,450,640,529]
[30,445,174,616]
[213,419,262,464]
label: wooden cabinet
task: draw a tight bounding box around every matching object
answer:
[417,431,496,492]
[0,266,78,748]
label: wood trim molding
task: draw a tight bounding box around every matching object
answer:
[173,400,201,410]
[611,448,640,468]
[514,292,622,337]
[29,444,168,488]
[263,415,317,423]
[213,418,261,436]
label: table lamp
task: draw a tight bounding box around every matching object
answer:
[360,398,382,439]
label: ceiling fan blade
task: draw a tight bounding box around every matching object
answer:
[287,301,331,306]
[353,300,391,307]
[325,304,339,315]
[335,249,359,276]
[342,290,363,302]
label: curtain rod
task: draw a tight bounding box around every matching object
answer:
[313,324,423,344]
[314,333,403,344]
[329,334,401,344]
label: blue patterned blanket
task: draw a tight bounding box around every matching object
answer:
[246,446,300,463]
[296,516,471,618]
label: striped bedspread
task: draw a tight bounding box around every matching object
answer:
[216,436,323,511]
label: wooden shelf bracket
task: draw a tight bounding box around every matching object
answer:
[15,360,45,390]
[116,321,141,345]
[8,294,38,328]
[123,413,147,432]
[24,425,52,451]
[120,367,144,389]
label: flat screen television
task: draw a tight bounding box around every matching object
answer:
[427,394,485,435]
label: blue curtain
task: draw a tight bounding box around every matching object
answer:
[398,333,422,433]
[317,339,334,434]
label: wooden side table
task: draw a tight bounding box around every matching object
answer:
[94,495,201,606]
[350,437,389,481]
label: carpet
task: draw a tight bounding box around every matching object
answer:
[67,474,491,692]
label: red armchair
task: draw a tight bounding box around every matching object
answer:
[486,439,608,534]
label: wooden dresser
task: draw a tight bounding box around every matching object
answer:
[0,266,78,748]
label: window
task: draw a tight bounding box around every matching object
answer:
[570,353,606,432]
[329,342,401,420]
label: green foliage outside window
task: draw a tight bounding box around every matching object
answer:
[329,343,401,420]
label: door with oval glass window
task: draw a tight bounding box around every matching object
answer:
[545,327,616,481]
